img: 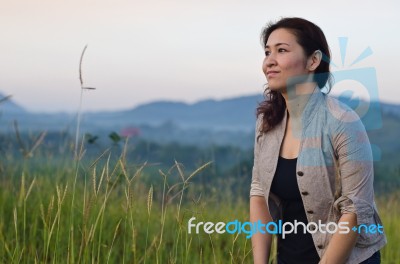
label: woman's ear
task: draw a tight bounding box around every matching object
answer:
[308,50,322,71]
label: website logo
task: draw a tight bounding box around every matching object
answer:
[188,217,384,239]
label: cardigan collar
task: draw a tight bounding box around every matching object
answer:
[281,86,324,136]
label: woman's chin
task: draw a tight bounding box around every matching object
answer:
[268,85,285,92]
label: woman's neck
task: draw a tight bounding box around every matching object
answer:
[280,82,318,138]
[281,82,317,120]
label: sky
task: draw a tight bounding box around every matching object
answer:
[0,0,399,113]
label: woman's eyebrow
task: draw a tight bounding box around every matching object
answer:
[265,43,290,49]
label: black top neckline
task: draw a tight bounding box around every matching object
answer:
[279,155,298,161]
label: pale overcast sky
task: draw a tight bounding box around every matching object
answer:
[0,0,399,113]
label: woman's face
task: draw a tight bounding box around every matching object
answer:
[262,28,311,92]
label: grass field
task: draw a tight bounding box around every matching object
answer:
[0,150,399,263]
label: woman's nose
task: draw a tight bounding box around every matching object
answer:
[265,53,277,67]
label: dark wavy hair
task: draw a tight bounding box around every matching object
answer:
[257,17,332,133]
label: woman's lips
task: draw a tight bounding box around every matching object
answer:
[266,71,280,78]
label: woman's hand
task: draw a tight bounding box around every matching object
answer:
[250,196,273,264]
[319,212,359,264]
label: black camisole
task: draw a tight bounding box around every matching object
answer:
[270,156,320,264]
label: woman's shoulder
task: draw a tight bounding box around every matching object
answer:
[322,93,364,125]
[254,113,265,141]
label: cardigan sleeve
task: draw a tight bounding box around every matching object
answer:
[332,108,375,225]
[250,115,265,197]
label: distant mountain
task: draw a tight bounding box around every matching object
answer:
[380,102,400,117]
[0,90,400,155]
[0,92,26,115]
[85,95,264,131]
[0,92,76,132]
[1,90,400,135]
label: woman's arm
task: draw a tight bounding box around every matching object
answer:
[250,195,273,264]
[319,212,359,264]
[325,105,375,263]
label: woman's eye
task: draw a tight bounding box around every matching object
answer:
[264,50,271,56]
[278,48,287,53]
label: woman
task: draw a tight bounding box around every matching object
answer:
[249,17,386,264]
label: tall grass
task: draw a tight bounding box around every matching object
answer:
[0,144,398,263]
[0,148,255,263]
[379,192,400,263]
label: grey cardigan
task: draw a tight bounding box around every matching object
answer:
[250,88,387,264]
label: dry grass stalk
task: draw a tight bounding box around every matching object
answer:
[106,219,122,263]
[47,196,55,225]
[174,160,185,182]
[97,166,106,195]
[92,166,97,197]
[25,177,36,202]
[40,203,46,229]
[18,173,25,207]
[13,120,46,158]
[147,185,153,217]
[89,148,111,169]
[74,44,96,160]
